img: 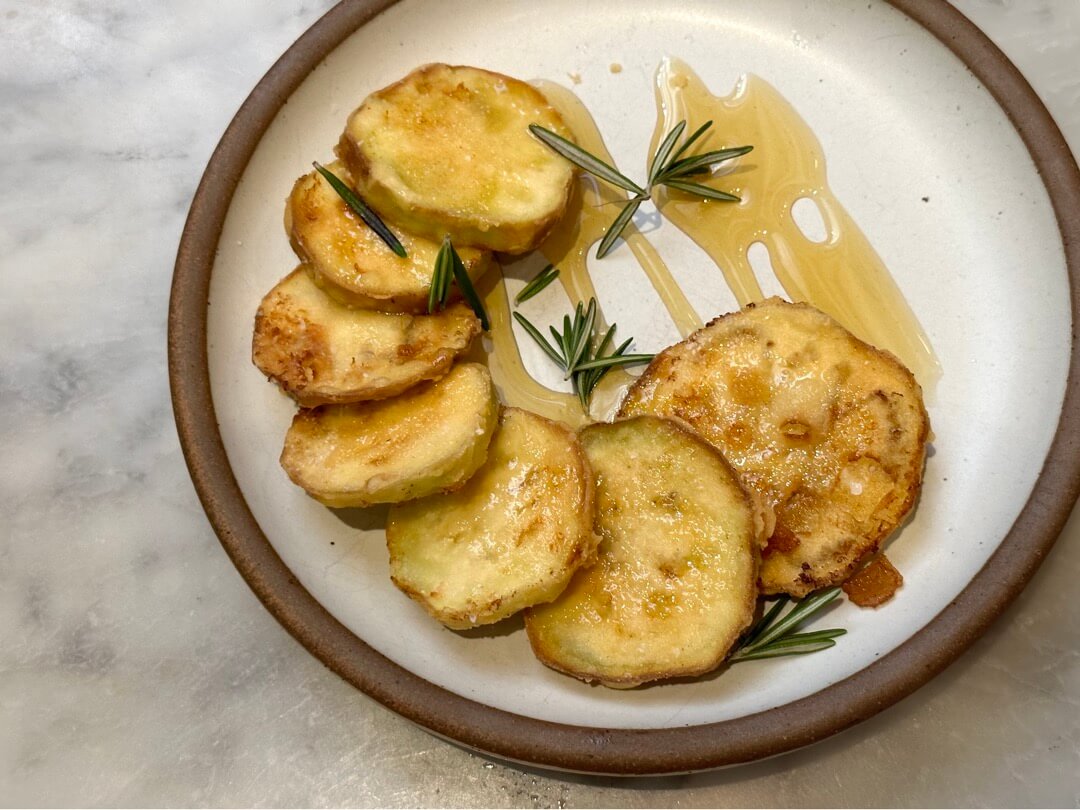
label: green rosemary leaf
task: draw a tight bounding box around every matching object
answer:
[727,587,845,663]
[662,179,742,202]
[513,312,566,367]
[648,120,686,186]
[730,639,838,662]
[443,237,489,330]
[428,238,453,313]
[596,197,644,259]
[747,587,843,651]
[660,145,754,181]
[529,125,645,195]
[666,119,713,166]
[573,353,654,372]
[560,314,575,362]
[741,596,790,648]
[515,264,560,304]
[313,162,406,258]
[583,324,618,392]
[766,628,848,645]
[564,298,597,378]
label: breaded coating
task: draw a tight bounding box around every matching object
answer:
[286,161,489,311]
[620,299,929,597]
[526,416,762,687]
[387,408,598,629]
[337,64,575,254]
[281,363,498,508]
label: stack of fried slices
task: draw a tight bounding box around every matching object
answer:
[252,64,929,688]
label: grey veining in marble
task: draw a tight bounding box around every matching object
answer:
[1,0,1078,806]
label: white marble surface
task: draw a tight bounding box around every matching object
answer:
[1,0,1077,805]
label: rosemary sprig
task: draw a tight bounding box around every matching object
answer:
[312,162,406,258]
[728,587,846,663]
[515,264,561,304]
[512,298,652,409]
[529,121,751,258]
[428,236,489,330]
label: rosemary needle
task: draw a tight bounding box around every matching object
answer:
[529,120,751,257]
[515,264,561,304]
[513,297,652,410]
[312,162,406,258]
[429,236,489,330]
[728,587,846,663]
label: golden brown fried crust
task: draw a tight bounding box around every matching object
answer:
[252,267,481,407]
[336,63,575,254]
[252,275,332,400]
[525,416,761,687]
[285,160,490,312]
[386,407,599,629]
[619,298,930,598]
[280,363,499,508]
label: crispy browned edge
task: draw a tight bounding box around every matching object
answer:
[252,267,481,406]
[619,297,931,597]
[387,406,598,630]
[285,164,493,312]
[279,363,498,506]
[336,63,575,255]
[526,415,760,687]
[168,0,1080,776]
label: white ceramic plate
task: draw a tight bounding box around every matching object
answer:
[173,0,1079,772]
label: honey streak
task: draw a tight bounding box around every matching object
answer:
[650,58,940,390]
[484,60,938,426]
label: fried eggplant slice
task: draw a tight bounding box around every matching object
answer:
[253,266,481,406]
[386,408,598,630]
[619,298,930,597]
[525,416,761,688]
[337,64,575,254]
[280,362,498,507]
[286,160,490,311]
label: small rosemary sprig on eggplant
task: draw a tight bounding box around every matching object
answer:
[529,121,751,258]
[729,587,846,663]
[312,162,407,258]
[428,236,489,330]
[513,297,652,409]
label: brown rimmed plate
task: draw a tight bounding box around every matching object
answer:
[169,0,1080,774]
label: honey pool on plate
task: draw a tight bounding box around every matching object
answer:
[483,58,939,427]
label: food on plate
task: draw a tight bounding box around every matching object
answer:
[525,416,762,687]
[252,266,481,406]
[619,298,929,598]
[337,64,576,254]
[252,56,934,689]
[280,362,498,507]
[286,160,490,311]
[386,407,598,629]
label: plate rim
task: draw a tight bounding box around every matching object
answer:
[168,0,1080,775]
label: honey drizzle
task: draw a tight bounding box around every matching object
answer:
[483,63,938,426]
[650,59,940,389]
[534,80,703,339]
[481,267,586,428]
[480,82,697,424]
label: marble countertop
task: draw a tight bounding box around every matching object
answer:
[2,1,1078,805]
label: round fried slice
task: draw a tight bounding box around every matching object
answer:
[286,160,490,311]
[253,266,481,406]
[281,363,498,508]
[525,416,761,688]
[386,408,598,630]
[619,298,930,597]
[337,64,575,254]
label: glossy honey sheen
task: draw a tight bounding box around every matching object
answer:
[484,62,938,427]
[651,59,940,389]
